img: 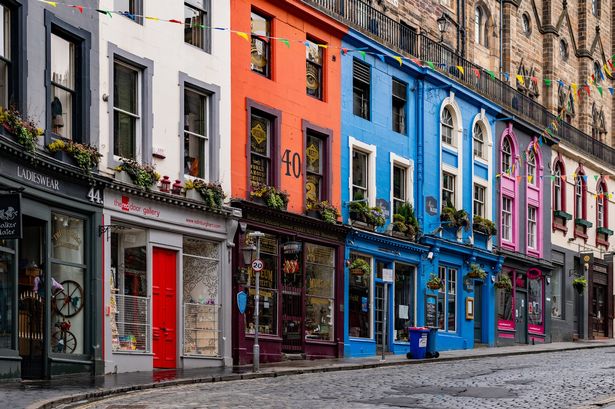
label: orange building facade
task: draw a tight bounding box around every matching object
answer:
[230,0,348,364]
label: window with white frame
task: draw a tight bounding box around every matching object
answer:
[352,149,369,201]
[553,162,562,211]
[184,87,209,179]
[597,182,605,228]
[437,266,456,332]
[528,206,537,249]
[473,122,485,159]
[441,107,454,146]
[442,172,455,207]
[502,196,512,241]
[575,175,584,219]
[393,164,407,214]
[502,137,512,174]
[473,184,485,217]
[113,60,141,159]
[527,150,536,185]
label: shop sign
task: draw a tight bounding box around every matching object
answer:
[426,196,438,216]
[0,194,21,239]
[382,268,394,283]
[237,291,247,314]
[425,294,437,328]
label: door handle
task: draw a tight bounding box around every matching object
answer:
[161,327,167,332]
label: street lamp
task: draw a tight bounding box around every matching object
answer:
[437,13,449,43]
[242,231,265,372]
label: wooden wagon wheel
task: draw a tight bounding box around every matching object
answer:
[51,328,77,354]
[54,280,84,318]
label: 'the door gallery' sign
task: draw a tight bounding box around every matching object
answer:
[0,194,21,239]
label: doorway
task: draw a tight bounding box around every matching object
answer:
[474,283,483,343]
[18,216,47,379]
[592,284,608,338]
[152,247,177,369]
[375,282,385,353]
[515,291,527,344]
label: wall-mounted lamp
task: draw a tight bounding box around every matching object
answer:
[490,275,496,284]
[436,13,449,43]
[427,251,434,261]
[546,277,551,285]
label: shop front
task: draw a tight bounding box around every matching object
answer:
[0,146,105,380]
[102,188,240,373]
[496,251,553,345]
[231,201,347,365]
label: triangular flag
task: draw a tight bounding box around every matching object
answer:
[359,51,366,60]
[377,55,385,63]
[609,87,615,95]
[604,175,609,181]
[516,75,525,85]
[528,175,533,184]
[561,175,566,182]
[597,86,603,96]
[280,39,290,48]
[145,16,159,21]
[235,32,250,41]
[544,79,552,87]
[304,41,310,47]
[496,173,501,178]
[486,70,495,80]
[594,175,599,181]
[584,85,591,95]
[71,5,84,13]
[411,58,422,66]
[558,80,565,88]
[426,61,435,69]
[168,19,183,24]
[456,66,465,75]
[571,83,577,94]
[97,9,113,17]
[341,48,348,55]
[531,76,538,86]
[42,1,57,6]
[393,56,403,66]
[516,175,522,182]
[503,72,510,81]
[550,175,555,181]
[583,175,588,182]
[473,67,480,78]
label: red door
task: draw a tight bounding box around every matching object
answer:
[153,247,177,368]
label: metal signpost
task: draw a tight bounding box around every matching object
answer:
[248,231,265,372]
[381,268,394,361]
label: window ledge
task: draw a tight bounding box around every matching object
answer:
[112,351,154,356]
[527,249,541,258]
[442,144,458,154]
[474,156,489,166]
[501,241,516,251]
[574,230,588,241]
[553,210,573,221]
[552,222,568,234]
[575,218,593,228]
[597,227,614,236]
[181,355,223,360]
[349,337,375,343]
[596,237,610,247]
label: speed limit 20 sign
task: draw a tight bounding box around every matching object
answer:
[251,259,264,272]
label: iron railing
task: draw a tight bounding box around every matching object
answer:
[304,0,615,165]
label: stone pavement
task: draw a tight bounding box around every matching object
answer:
[4,338,614,409]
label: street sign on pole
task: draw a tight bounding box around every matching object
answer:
[251,259,264,272]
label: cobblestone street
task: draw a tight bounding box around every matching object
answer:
[72,347,615,409]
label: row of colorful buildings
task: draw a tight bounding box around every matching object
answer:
[0,0,613,380]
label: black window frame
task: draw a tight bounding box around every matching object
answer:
[352,59,370,120]
[184,0,211,53]
[392,78,407,134]
[115,0,144,25]
[44,11,90,145]
[247,99,280,191]
[305,37,324,100]
[303,121,332,205]
[0,0,23,112]
[250,10,271,79]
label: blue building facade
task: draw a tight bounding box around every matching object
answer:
[340,28,504,357]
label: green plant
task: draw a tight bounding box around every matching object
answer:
[46,138,102,171]
[185,179,226,209]
[426,274,444,290]
[572,277,587,293]
[306,199,340,224]
[348,258,371,275]
[440,204,470,230]
[116,158,160,189]
[494,274,512,291]
[473,215,497,236]
[392,221,408,233]
[468,263,487,280]
[250,183,289,210]
[0,107,43,152]
[367,207,386,227]
[349,200,369,222]
[392,203,420,239]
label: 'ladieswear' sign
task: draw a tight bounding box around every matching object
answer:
[0,194,21,239]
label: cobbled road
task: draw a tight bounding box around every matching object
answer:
[75,347,615,409]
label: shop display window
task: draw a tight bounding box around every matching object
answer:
[183,237,220,356]
[110,226,149,352]
[437,266,456,332]
[528,270,543,332]
[0,241,14,349]
[394,263,414,342]
[497,270,514,330]
[304,243,335,342]
[349,253,371,339]
[245,233,278,335]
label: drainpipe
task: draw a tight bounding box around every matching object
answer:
[416,77,425,228]
[499,0,503,77]
[458,0,466,57]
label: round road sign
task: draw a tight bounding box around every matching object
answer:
[251,259,264,272]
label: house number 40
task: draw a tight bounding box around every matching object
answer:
[282,149,301,178]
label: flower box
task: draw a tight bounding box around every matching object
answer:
[114,170,132,184]
[553,210,572,221]
[575,218,593,228]
[597,227,614,236]
[185,189,203,201]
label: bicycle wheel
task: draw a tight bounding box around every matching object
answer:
[54,280,84,318]
[51,329,77,354]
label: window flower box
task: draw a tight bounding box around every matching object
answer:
[553,210,572,221]
[575,218,593,228]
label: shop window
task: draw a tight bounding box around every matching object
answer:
[110,227,150,352]
[305,130,327,203]
[392,164,407,214]
[348,253,371,338]
[527,270,543,332]
[0,240,14,349]
[114,0,143,24]
[437,266,456,332]
[113,60,141,159]
[183,237,220,356]
[351,149,369,201]
[0,4,11,110]
[442,171,455,207]
[250,11,270,78]
[50,214,86,355]
[352,60,370,120]
[184,87,210,180]
[392,79,407,134]
[551,264,563,319]
[473,183,485,218]
[249,109,276,188]
[394,263,414,342]
[306,39,323,100]
[441,107,454,146]
[245,233,278,335]
[184,0,210,52]
[497,271,514,329]
[304,243,335,341]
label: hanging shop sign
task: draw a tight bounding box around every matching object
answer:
[426,196,438,216]
[237,291,247,314]
[0,193,21,239]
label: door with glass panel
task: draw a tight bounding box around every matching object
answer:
[592,284,608,338]
[281,242,303,353]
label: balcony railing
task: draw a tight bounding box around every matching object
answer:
[304,0,615,165]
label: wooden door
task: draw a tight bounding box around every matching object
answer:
[474,283,483,343]
[153,248,177,368]
[515,291,527,344]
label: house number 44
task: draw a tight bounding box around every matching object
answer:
[87,187,103,204]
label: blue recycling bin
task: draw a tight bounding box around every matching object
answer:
[406,327,429,359]
[426,327,439,358]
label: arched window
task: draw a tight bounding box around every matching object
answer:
[522,13,531,36]
[526,150,536,185]
[501,137,512,173]
[473,122,485,159]
[475,7,483,45]
[553,161,563,211]
[441,107,454,146]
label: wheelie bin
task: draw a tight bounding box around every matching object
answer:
[405,327,429,359]
[425,327,439,358]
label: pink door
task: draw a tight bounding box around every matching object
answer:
[153,248,177,368]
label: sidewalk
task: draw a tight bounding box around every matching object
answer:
[9,339,615,409]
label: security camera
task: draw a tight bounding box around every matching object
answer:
[427,251,434,261]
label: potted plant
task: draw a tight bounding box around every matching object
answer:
[426,274,444,291]
[391,203,419,240]
[250,183,289,210]
[185,179,226,209]
[391,213,409,237]
[473,215,497,236]
[0,107,43,152]
[306,199,340,224]
[115,158,160,190]
[46,139,102,171]
[367,206,386,228]
[467,263,487,280]
[348,258,370,276]
[349,200,369,223]
[440,202,470,231]
[494,274,512,291]
[572,277,587,293]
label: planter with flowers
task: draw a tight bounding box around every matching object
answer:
[467,263,487,280]
[184,179,226,210]
[115,158,160,190]
[0,107,43,153]
[250,183,289,210]
[426,274,444,291]
[572,277,587,294]
[46,139,102,171]
[390,203,419,241]
[306,199,340,224]
[494,274,512,291]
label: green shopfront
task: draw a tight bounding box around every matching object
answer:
[0,143,104,380]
